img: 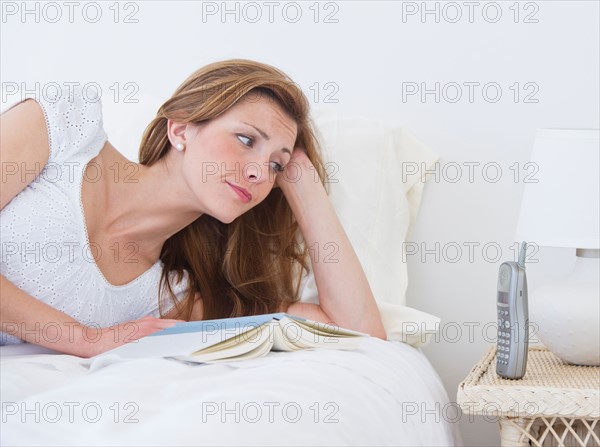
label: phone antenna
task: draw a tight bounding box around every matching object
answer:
[518,242,528,269]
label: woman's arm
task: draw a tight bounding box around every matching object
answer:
[0,100,180,357]
[0,266,183,357]
[0,274,180,357]
[277,150,387,340]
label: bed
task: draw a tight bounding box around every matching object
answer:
[0,101,460,445]
[1,337,458,446]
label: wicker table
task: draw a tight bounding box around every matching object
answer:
[457,346,600,446]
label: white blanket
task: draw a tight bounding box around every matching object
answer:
[1,339,459,446]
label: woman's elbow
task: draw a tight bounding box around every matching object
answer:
[368,322,388,340]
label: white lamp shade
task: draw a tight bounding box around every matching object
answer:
[515,129,600,249]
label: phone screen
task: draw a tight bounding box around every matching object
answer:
[497,291,509,305]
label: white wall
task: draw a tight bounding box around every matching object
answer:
[2,1,598,445]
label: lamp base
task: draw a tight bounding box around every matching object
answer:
[530,252,600,366]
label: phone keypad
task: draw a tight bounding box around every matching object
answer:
[497,307,511,365]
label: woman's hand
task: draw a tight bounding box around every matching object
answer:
[276,146,320,186]
[274,147,326,228]
[80,316,183,358]
[285,146,313,170]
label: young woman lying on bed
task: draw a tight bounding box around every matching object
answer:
[0,59,386,357]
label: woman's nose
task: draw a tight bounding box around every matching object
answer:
[242,161,263,183]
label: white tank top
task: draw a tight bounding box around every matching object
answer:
[1,86,188,345]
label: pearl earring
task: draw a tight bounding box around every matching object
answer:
[175,143,184,151]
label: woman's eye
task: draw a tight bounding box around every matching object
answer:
[237,134,254,147]
[270,161,284,173]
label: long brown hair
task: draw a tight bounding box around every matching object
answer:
[138,59,329,320]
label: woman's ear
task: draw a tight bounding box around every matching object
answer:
[167,119,189,147]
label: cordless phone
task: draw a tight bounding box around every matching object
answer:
[496,242,529,379]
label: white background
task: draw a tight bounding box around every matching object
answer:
[2,1,599,445]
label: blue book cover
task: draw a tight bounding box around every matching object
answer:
[150,313,308,337]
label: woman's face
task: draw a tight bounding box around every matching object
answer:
[173,92,298,223]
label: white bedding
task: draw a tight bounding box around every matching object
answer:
[1,338,459,446]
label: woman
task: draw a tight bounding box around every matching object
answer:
[0,59,386,357]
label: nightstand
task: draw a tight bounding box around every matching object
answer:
[457,346,600,446]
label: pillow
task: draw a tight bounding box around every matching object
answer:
[298,108,441,347]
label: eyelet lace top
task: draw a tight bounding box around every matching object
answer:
[0,86,188,345]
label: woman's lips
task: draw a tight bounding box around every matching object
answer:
[227,182,251,203]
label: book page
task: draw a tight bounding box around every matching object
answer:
[271,322,303,352]
[286,317,369,337]
[274,317,367,351]
[171,321,275,364]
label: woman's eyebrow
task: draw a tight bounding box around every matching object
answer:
[241,121,291,155]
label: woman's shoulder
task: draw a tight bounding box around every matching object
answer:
[4,84,108,165]
[41,85,108,164]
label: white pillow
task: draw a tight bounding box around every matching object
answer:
[299,108,441,347]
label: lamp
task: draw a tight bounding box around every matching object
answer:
[515,129,600,366]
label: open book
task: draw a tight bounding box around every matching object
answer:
[100,313,369,364]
